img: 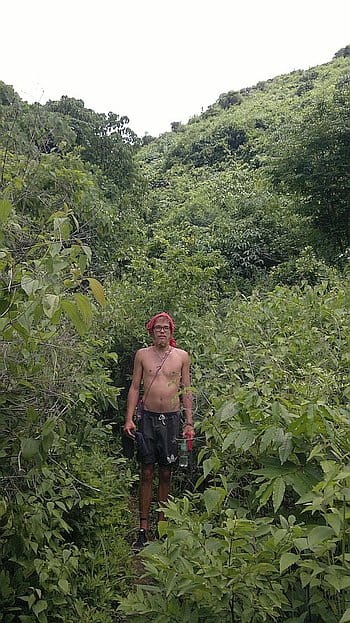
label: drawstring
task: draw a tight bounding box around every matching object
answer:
[158,414,166,426]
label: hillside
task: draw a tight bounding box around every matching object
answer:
[135,53,350,291]
[0,47,350,623]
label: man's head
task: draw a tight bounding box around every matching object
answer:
[146,312,176,347]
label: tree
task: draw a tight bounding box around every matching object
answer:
[334,44,350,58]
[0,81,21,105]
[45,96,139,189]
[269,78,350,257]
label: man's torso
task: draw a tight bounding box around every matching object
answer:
[140,346,185,413]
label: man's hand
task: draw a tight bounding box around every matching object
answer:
[183,423,195,440]
[124,420,136,438]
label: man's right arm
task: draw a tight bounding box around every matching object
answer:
[124,350,143,438]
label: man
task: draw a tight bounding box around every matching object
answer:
[124,312,194,550]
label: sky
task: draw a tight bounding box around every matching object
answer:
[1,0,349,138]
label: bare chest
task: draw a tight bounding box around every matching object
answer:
[142,349,181,381]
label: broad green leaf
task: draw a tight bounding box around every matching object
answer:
[0,199,12,223]
[340,577,350,590]
[78,252,88,273]
[234,428,256,451]
[61,300,88,336]
[219,400,237,421]
[74,601,84,617]
[222,431,236,451]
[325,512,341,536]
[58,579,70,594]
[219,473,228,493]
[293,537,308,551]
[320,460,339,477]
[164,570,178,598]
[335,466,350,480]
[12,320,30,339]
[82,244,92,262]
[68,244,81,261]
[41,431,54,453]
[157,521,168,538]
[197,447,207,464]
[257,482,273,509]
[273,477,286,513]
[254,465,291,479]
[203,487,226,515]
[21,275,40,296]
[341,487,350,501]
[307,443,324,462]
[300,571,311,588]
[278,433,293,464]
[74,293,93,326]
[274,528,288,546]
[255,523,273,537]
[325,574,343,593]
[202,456,220,479]
[205,537,223,554]
[53,217,71,241]
[260,426,280,453]
[202,457,213,479]
[21,438,40,460]
[42,294,60,319]
[288,471,315,496]
[308,525,335,547]
[87,277,106,307]
[340,609,350,623]
[280,552,300,573]
[325,573,350,592]
[32,600,47,615]
[48,241,62,257]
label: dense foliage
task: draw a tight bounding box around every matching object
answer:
[0,88,138,623]
[120,279,350,622]
[1,46,350,622]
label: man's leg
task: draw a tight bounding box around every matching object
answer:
[158,465,172,522]
[139,463,154,531]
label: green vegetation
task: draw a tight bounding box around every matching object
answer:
[1,46,350,622]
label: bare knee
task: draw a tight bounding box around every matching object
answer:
[159,466,172,486]
[141,464,154,484]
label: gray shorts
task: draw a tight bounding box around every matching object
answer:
[137,410,180,466]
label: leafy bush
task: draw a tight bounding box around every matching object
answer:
[0,185,133,621]
[120,278,350,622]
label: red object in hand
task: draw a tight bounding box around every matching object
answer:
[185,430,193,451]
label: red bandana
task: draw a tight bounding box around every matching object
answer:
[146,312,177,347]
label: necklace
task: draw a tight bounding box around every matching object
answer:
[153,346,172,365]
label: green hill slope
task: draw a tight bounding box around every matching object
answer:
[1,47,350,623]
[135,52,349,292]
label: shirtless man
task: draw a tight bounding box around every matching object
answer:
[124,312,194,550]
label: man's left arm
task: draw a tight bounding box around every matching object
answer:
[181,352,194,439]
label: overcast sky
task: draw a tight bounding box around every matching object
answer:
[1,0,349,137]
